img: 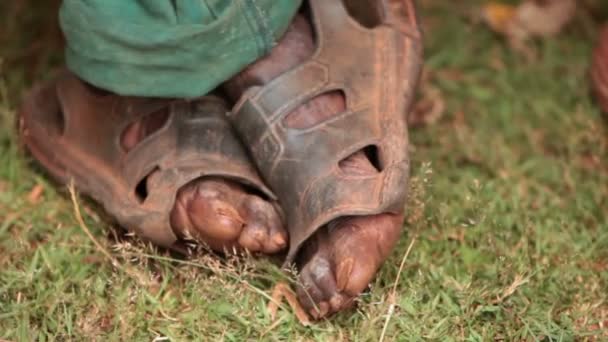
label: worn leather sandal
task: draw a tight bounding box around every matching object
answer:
[592,25,608,114]
[19,70,278,250]
[226,0,423,264]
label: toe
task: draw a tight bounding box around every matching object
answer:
[297,255,332,318]
[171,179,245,251]
[188,194,244,242]
[238,222,266,252]
[240,195,287,253]
[296,214,404,319]
[298,251,352,318]
[331,215,403,296]
[171,178,286,254]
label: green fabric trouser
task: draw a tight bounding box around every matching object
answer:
[60,0,302,98]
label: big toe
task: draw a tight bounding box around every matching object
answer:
[332,215,402,295]
[297,214,403,318]
[170,178,287,254]
[297,251,352,318]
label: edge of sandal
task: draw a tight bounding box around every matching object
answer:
[18,70,278,250]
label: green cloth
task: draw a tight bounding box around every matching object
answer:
[60,0,301,98]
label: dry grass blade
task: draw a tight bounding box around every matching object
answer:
[68,182,151,287]
[2,0,606,338]
[379,236,417,342]
[493,274,530,304]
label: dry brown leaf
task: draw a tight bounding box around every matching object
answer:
[267,282,311,326]
[514,0,576,38]
[492,274,530,304]
[481,0,576,58]
[480,2,517,35]
[27,184,44,204]
[483,0,576,38]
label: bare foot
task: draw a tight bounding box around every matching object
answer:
[223,14,404,317]
[120,106,287,254]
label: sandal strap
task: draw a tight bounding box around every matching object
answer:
[118,98,276,247]
[21,71,274,248]
[227,0,423,260]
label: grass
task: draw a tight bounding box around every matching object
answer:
[1,1,608,340]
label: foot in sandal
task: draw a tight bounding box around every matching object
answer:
[19,72,287,254]
[223,0,422,318]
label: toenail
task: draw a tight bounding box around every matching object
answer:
[312,302,329,319]
[336,258,354,291]
[329,294,346,312]
[273,234,286,247]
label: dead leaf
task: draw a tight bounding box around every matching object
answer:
[481,0,577,58]
[447,228,466,243]
[483,0,576,38]
[27,184,44,204]
[492,274,530,304]
[267,282,310,326]
[587,320,608,336]
[481,2,517,35]
[514,0,576,38]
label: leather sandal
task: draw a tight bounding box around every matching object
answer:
[225,0,423,263]
[19,70,277,250]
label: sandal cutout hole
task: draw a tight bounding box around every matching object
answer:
[339,145,383,174]
[362,145,383,172]
[35,85,66,137]
[342,0,385,28]
[135,166,160,203]
[121,107,170,152]
[48,104,66,137]
[283,90,346,129]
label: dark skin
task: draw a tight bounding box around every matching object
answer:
[122,12,403,319]
[223,14,404,318]
[122,117,288,255]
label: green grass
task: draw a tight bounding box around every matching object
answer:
[1,1,608,340]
